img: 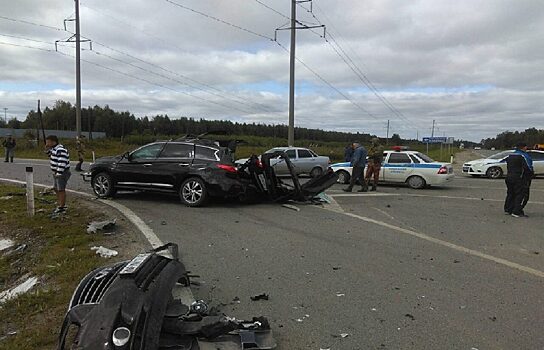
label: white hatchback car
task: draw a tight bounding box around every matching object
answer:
[462,150,544,179]
[331,150,455,189]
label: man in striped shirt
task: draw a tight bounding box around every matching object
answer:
[45,135,71,214]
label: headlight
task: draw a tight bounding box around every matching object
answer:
[112,327,131,347]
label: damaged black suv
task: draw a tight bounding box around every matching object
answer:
[84,139,243,207]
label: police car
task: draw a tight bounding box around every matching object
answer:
[331,148,455,189]
[462,150,544,179]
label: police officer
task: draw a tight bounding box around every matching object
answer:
[364,138,384,192]
[504,142,533,217]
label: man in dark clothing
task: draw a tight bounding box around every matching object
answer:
[2,135,16,162]
[364,138,384,192]
[344,144,354,162]
[504,142,533,217]
[343,142,367,192]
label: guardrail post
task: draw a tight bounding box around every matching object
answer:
[25,166,35,217]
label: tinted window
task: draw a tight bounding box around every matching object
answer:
[409,154,420,163]
[159,143,193,158]
[130,143,164,160]
[387,153,411,164]
[195,146,218,160]
[285,150,296,159]
[528,151,544,161]
[298,149,313,158]
[415,152,434,163]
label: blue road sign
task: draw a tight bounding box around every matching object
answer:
[422,137,447,144]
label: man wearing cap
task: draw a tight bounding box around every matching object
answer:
[2,135,16,163]
[504,142,533,217]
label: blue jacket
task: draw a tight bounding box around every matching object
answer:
[351,146,367,167]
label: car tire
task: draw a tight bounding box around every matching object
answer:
[310,167,323,178]
[407,175,426,189]
[486,167,503,179]
[179,177,208,207]
[337,170,350,184]
[91,172,116,198]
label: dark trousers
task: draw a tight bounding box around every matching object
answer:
[504,177,525,215]
[347,165,365,190]
[521,179,531,210]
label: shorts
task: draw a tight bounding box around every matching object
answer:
[54,170,71,191]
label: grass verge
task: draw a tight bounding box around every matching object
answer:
[0,184,142,350]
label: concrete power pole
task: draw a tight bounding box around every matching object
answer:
[386,119,390,145]
[3,108,7,124]
[75,0,82,137]
[288,0,296,147]
[431,119,436,138]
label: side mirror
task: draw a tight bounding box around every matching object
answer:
[124,151,131,161]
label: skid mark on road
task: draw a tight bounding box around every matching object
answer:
[321,204,544,279]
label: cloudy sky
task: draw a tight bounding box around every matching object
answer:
[0,0,543,141]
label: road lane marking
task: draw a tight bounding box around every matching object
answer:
[322,207,544,279]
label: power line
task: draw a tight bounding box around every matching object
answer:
[250,0,291,20]
[0,33,54,45]
[0,40,54,52]
[164,0,274,41]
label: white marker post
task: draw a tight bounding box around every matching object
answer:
[92,151,96,163]
[25,166,35,217]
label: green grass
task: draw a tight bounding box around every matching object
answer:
[0,185,120,350]
[9,135,461,164]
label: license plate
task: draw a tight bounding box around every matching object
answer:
[119,253,151,275]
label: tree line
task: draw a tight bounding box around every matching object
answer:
[481,128,544,149]
[1,100,378,143]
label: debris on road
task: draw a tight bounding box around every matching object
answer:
[281,204,300,212]
[59,243,276,349]
[336,293,345,297]
[0,276,39,304]
[90,246,118,258]
[250,293,270,301]
[86,218,116,234]
[405,313,415,321]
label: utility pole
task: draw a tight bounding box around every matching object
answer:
[275,1,325,146]
[3,108,7,124]
[431,119,436,138]
[385,119,390,145]
[75,0,82,138]
[55,0,91,138]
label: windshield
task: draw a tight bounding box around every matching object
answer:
[415,152,435,163]
[488,151,512,160]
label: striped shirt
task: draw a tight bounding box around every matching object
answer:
[49,144,70,175]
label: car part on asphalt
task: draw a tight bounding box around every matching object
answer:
[58,243,276,350]
[86,218,117,234]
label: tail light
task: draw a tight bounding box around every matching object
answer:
[217,164,238,173]
[437,166,448,174]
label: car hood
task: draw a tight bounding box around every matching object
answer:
[94,155,124,164]
[465,158,503,166]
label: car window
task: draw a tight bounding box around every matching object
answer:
[387,153,412,164]
[309,150,318,157]
[409,154,420,163]
[285,150,296,159]
[195,146,219,160]
[415,152,434,163]
[489,151,513,160]
[130,143,164,161]
[298,149,313,158]
[528,151,544,161]
[159,143,194,158]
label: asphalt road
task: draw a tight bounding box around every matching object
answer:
[1,155,543,349]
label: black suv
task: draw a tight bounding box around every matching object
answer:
[84,139,243,207]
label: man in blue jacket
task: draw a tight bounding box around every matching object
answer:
[344,142,368,192]
[504,142,533,217]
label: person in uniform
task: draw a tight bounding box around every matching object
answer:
[364,138,384,192]
[2,135,16,163]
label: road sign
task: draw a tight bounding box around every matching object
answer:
[446,137,455,145]
[422,137,447,144]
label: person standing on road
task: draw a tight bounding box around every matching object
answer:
[344,144,354,162]
[75,135,86,172]
[45,135,71,214]
[364,137,384,192]
[343,142,367,192]
[504,142,533,217]
[2,135,16,163]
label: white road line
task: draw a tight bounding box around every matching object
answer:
[328,192,397,197]
[321,207,544,279]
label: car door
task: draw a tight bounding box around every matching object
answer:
[296,149,316,173]
[383,152,414,183]
[152,143,195,190]
[527,151,544,175]
[114,143,165,188]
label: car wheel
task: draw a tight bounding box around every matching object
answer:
[179,177,208,207]
[92,172,116,198]
[407,175,426,189]
[310,167,323,178]
[337,170,350,184]
[486,167,503,179]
